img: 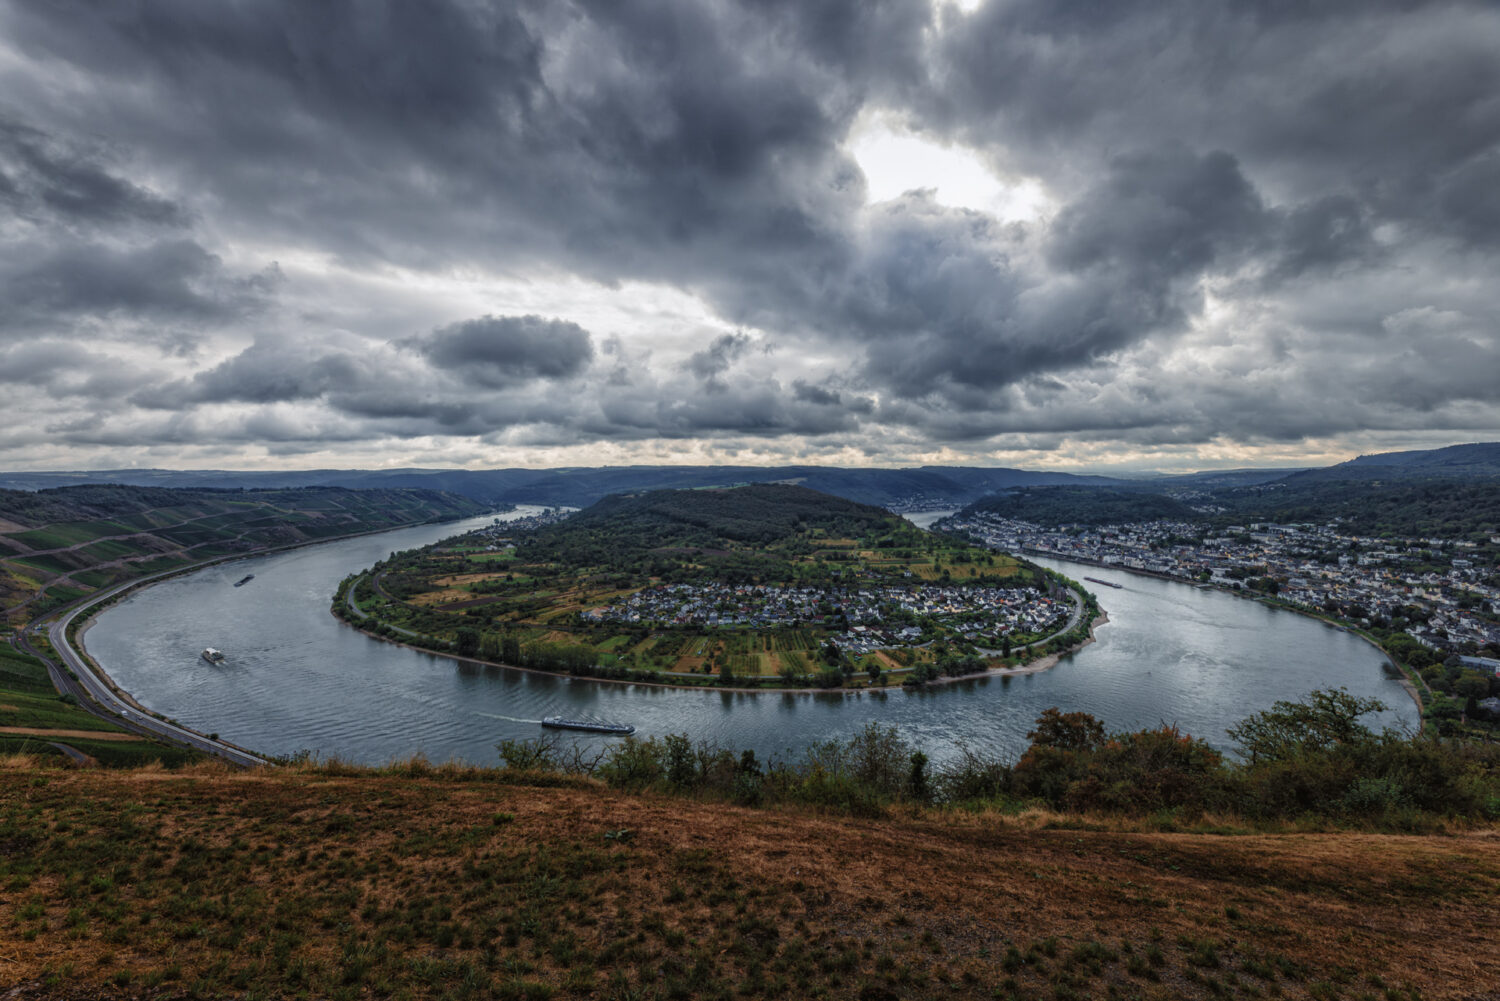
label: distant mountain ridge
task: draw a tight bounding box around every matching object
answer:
[1289,442,1500,481]
[1,441,1494,509]
[0,464,1130,509]
[959,486,1198,526]
[546,481,900,546]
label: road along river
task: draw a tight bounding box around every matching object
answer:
[85,510,1419,767]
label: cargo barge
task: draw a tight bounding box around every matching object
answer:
[541,716,635,735]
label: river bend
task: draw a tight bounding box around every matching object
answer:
[87,509,1419,766]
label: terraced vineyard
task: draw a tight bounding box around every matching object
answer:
[0,484,488,624]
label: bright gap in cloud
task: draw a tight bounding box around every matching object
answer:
[846,110,1051,222]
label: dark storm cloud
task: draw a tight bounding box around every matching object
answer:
[416,316,594,387]
[801,152,1265,402]
[0,0,1497,463]
[0,341,79,385]
[0,0,870,275]
[792,381,841,406]
[685,333,752,382]
[0,111,272,346]
[3,240,258,335]
[133,335,370,408]
[1267,195,1378,281]
[1048,149,1265,282]
[1435,153,1500,250]
[0,116,185,230]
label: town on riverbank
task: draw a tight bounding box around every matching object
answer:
[940,510,1500,736]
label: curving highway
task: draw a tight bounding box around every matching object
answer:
[20,570,269,768]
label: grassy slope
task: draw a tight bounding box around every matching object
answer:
[0,644,198,766]
[3,763,1497,999]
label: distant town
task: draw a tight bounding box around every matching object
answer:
[583,581,1068,655]
[940,511,1500,686]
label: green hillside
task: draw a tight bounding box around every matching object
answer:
[1212,478,1500,538]
[960,486,1198,527]
[0,484,488,622]
[518,482,920,574]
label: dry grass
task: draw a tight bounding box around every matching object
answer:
[0,727,144,741]
[3,762,1498,999]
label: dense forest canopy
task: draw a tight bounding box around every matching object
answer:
[959,487,1197,527]
[518,483,927,574]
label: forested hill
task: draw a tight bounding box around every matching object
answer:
[518,483,919,567]
[958,486,1198,527]
[1,484,487,620]
[1212,478,1500,538]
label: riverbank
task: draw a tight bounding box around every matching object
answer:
[922,611,1110,688]
[334,584,1104,696]
[41,511,510,764]
[82,514,1418,767]
[1030,552,1429,721]
[333,609,1101,695]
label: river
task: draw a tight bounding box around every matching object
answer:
[86,507,1419,766]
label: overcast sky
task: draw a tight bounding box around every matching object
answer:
[2,0,1498,473]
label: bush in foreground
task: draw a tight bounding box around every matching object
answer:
[494,689,1500,827]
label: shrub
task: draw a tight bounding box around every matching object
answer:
[934,744,1010,803]
[597,736,666,790]
[497,737,561,771]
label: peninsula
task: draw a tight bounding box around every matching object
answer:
[334,484,1099,689]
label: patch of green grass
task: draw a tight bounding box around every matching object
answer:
[0,645,55,693]
[13,555,80,575]
[0,690,127,732]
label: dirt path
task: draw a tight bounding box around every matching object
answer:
[46,742,96,766]
[0,726,145,740]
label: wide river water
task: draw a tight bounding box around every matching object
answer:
[87,508,1419,766]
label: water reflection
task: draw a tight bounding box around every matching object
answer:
[86,511,1419,767]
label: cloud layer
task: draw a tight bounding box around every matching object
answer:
[1,0,1496,471]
